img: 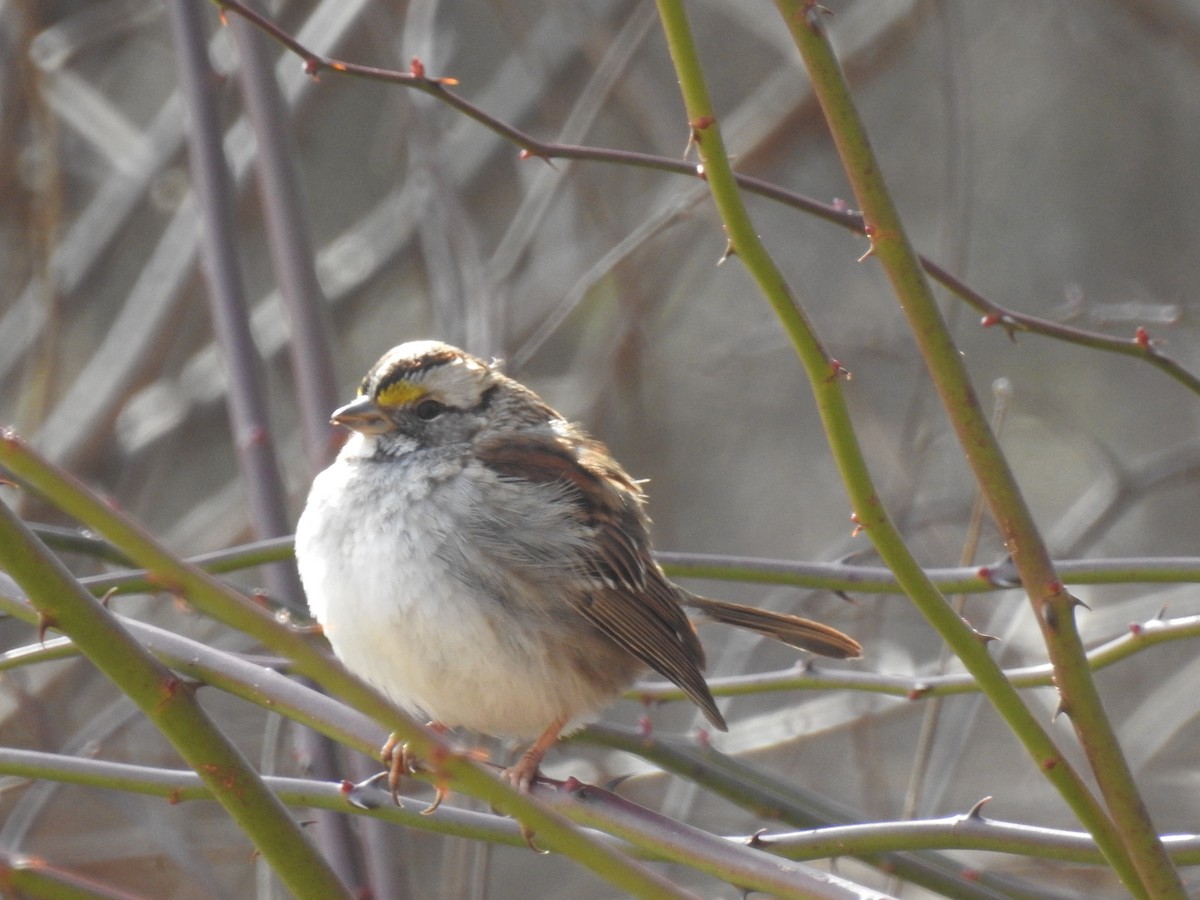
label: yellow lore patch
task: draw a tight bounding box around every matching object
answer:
[375,380,428,408]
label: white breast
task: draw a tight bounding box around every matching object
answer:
[294,441,631,739]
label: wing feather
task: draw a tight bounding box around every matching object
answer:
[474,428,726,730]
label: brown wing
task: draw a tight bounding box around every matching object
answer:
[476,429,727,731]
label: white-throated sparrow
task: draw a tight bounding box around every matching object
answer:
[295,341,861,797]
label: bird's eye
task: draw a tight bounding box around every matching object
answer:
[415,399,445,421]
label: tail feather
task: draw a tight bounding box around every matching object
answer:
[681,594,862,659]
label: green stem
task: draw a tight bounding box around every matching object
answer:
[0,748,528,847]
[659,552,1200,594]
[0,502,352,899]
[634,610,1200,703]
[652,1,1149,895]
[773,4,1182,896]
[31,525,1200,599]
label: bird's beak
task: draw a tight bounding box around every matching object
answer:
[331,396,392,434]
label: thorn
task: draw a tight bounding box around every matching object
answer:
[1155,603,1169,621]
[562,775,589,794]
[965,796,992,819]
[982,556,1021,587]
[695,163,707,181]
[804,0,833,29]
[406,57,459,86]
[849,512,864,538]
[856,242,875,262]
[342,778,381,810]
[980,311,1020,342]
[717,241,736,266]
[746,828,769,848]
[970,625,1001,645]
[597,773,628,792]
[685,118,713,158]
[907,683,930,701]
[98,587,118,608]
[170,593,193,615]
[1129,621,1143,637]
[1069,593,1091,612]
[1052,698,1069,722]
[37,611,55,644]
[518,148,555,167]
[1134,326,1157,350]
[157,675,195,711]
[825,358,851,382]
[302,57,321,80]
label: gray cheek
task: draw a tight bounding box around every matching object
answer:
[425,411,489,447]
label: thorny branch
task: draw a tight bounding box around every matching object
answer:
[205,0,1200,398]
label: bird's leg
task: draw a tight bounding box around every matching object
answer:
[503,717,567,792]
[381,722,449,810]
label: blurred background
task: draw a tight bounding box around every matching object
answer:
[2,0,1200,896]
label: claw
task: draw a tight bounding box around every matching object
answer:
[382,723,458,809]
[502,756,540,793]
[518,819,548,853]
[380,732,410,806]
[421,783,449,815]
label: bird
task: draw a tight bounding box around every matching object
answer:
[294,340,861,800]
